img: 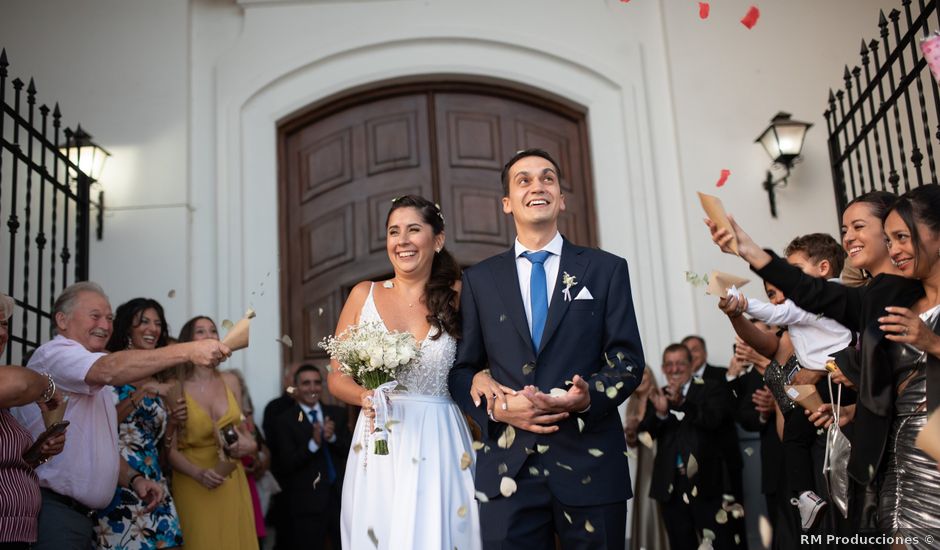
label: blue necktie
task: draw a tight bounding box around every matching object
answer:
[309,409,337,484]
[523,250,551,353]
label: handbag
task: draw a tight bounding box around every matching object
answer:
[823,374,851,519]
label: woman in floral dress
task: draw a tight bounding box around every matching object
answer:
[96,298,184,550]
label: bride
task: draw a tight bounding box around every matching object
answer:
[327,195,481,549]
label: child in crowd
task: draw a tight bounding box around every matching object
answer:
[725,233,852,531]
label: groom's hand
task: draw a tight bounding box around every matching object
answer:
[520,375,591,414]
[495,393,568,434]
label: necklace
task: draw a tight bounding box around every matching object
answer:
[383,279,420,308]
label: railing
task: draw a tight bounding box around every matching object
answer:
[0,48,99,364]
[826,0,940,215]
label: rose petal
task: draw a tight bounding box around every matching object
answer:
[698,2,710,19]
[460,452,472,471]
[740,5,760,29]
[585,519,595,533]
[167,289,176,298]
[499,476,518,497]
[367,527,379,547]
[221,319,234,330]
[716,169,731,187]
[497,463,508,475]
[588,448,604,457]
[457,505,467,518]
[497,425,516,449]
[475,490,489,503]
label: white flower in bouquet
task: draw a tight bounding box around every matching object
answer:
[319,321,421,455]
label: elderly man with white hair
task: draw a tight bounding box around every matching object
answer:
[15,281,232,550]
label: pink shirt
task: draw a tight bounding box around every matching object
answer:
[15,335,119,509]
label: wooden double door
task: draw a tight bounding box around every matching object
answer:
[278,82,597,368]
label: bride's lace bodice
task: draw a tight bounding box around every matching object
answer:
[359,283,456,397]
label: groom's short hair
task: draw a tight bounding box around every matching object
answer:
[500,148,562,196]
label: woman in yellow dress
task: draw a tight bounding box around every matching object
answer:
[169,316,258,550]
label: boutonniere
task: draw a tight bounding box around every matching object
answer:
[562,272,578,302]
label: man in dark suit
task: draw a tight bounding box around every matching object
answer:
[268,365,350,550]
[640,344,736,550]
[683,334,746,546]
[449,148,645,548]
[263,363,302,550]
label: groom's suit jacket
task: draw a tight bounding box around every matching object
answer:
[449,238,645,505]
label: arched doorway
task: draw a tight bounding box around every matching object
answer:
[277,80,598,387]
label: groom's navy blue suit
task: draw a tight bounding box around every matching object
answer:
[449,237,645,546]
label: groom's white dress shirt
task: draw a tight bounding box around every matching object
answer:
[513,231,563,334]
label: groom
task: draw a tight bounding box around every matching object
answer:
[449,149,645,548]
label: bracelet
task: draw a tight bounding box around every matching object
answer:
[128,472,143,487]
[38,373,55,403]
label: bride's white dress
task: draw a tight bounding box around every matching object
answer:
[341,283,481,550]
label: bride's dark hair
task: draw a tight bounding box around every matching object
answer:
[386,195,461,339]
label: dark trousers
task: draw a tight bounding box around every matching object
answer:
[659,472,734,550]
[0,543,30,550]
[279,490,341,550]
[32,489,95,550]
[479,455,625,549]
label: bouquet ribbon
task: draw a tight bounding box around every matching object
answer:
[371,380,400,446]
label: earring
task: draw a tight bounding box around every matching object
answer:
[435,248,441,253]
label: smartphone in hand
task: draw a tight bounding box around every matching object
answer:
[22,420,69,465]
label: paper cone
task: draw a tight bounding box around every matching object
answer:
[785,384,823,412]
[698,192,738,254]
[222,317,250,351]
[40,395,69,429]
[705,271,750,297]
[916,409,940,463]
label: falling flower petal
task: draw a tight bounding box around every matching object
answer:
[313,472,321,489]
[692,485,699,497]
[499,314,507,323]
[744,447,754,456]
[693,377,705,385]
[522,362,535,375]
[286,386,296,395]
[460,452,472,470]
[638,432,654,449]
[759,514,772,547]
[472,440,485,451]
[543,468,550,476]
[625,450,637,459]
[353,443,363,454]
[245,307,256,319]
[167,289,176,298]
[716,169,731,187]
[729,503,745,518]
[537,444,550,454]
[594,380,605,392]
[682,492,690,504]
[457,505,467,518]
[581,475,592,484]
[524,447,535,455]
[564,510,572,524]
[277,335,294,348]
[740,5,760,29]
[498,426,516,449]
[556,462,573,471]
[318,307,324,316]
[499,476,518,497]
[475,491,489,503]
[577,418,585,432]
[297,411,303,422]
[715,509,729,524]
[735,534,742,545]
[498,463,508,475]
[670,410,686,421]
[368,527,378,547]
[528,466,540,476]
[221,319,234,330]
[723,494,736,503]
[698,2,710,19]
[687,454,699,478]
[549,388,567,398]
[605,386,618,399]
[703,528,716,541]
[585,520,595,533]
[588,448,604,457]
[668,483,673,494]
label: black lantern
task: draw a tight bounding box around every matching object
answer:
[60,125,110,240]
[755,112,813,218]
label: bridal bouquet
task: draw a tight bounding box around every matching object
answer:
[319,321,419,454]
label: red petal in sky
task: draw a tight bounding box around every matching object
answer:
[740,6,760,29]
[699,2,710,19]
[716,169,731,187]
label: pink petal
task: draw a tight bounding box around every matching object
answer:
[740,6,760,29]
[699,2,710,19]
[716,169,731,187]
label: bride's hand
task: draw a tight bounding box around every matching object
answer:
[471,370,517,418]
[360,389,376,431]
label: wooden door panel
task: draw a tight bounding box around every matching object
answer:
[279,84,596,397]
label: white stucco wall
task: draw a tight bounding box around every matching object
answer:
[0,0,902,409]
